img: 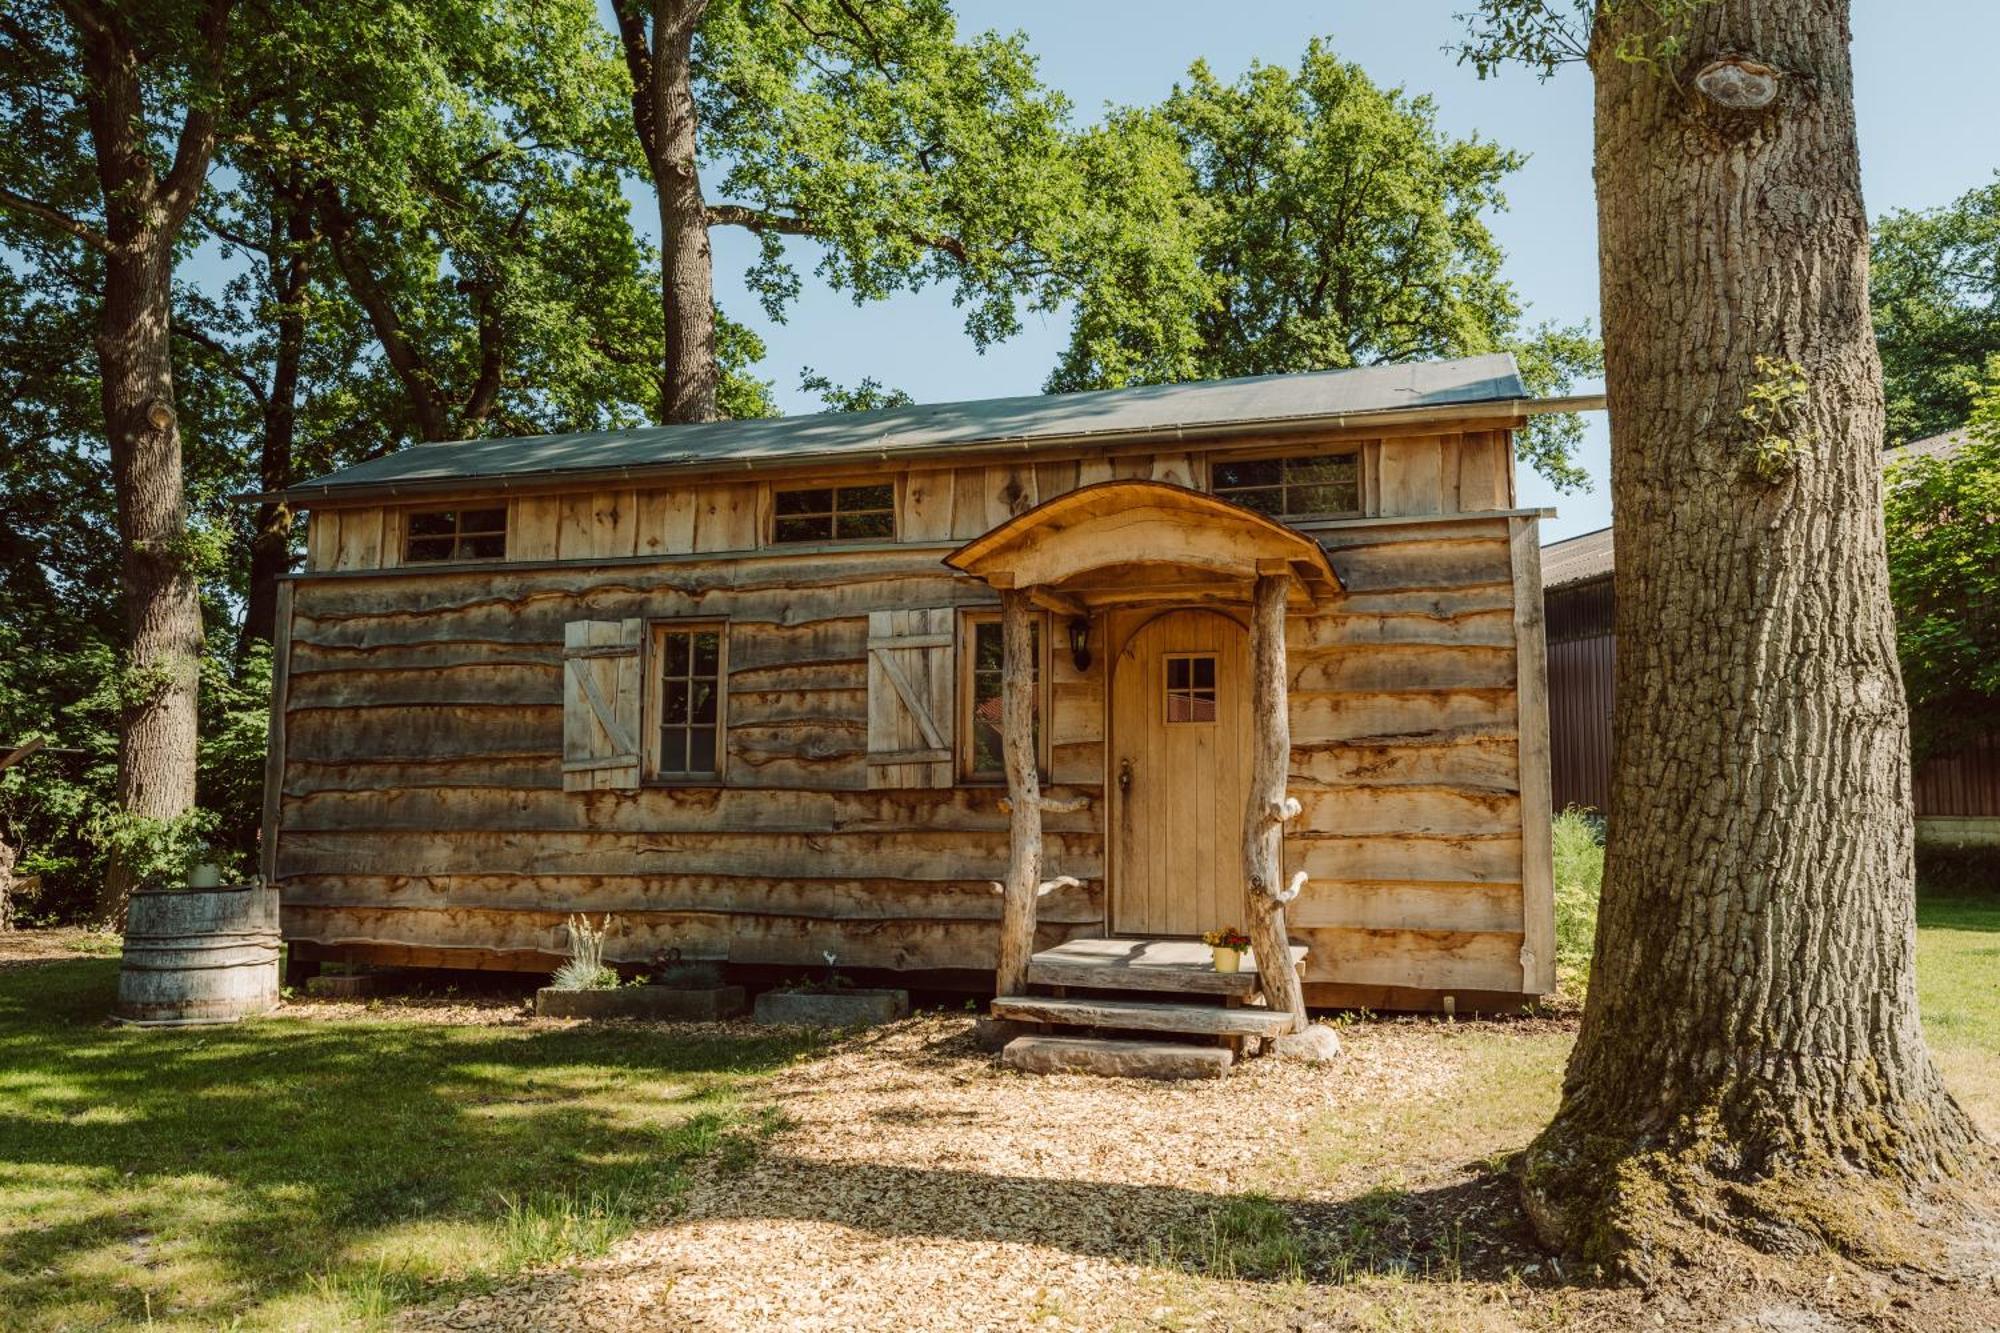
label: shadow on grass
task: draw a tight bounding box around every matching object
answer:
[0,959,817,1328]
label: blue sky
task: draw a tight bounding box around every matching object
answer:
[698,1,2000,541]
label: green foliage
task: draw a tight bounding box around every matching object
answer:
[1048,41,1600,489]
[1885,361,2000,760]
[694,0,1081,348]
[1453,1,1717,81]
[1872,175,2000,444]
[1551,808,1604,992]
[551,960,620,991]
[1737,355,1812,483]
[798,367,915,413]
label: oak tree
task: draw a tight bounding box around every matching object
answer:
[1050,41,1601,489]
[0,0,237,921]
[609,0,1076,422]
[1458,0,1985,1275]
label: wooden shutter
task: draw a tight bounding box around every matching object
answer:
[866,608,955,788]
[563,618,644,792]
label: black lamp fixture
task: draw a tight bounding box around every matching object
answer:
[1067,617,1091,672]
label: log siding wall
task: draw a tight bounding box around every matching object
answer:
[276,425,1552,1003]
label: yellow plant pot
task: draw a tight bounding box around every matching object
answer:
[1212,946,1241,974]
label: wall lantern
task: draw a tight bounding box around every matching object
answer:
[1067,617,1092,672]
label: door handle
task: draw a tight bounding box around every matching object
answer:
[1118,757,1133,792]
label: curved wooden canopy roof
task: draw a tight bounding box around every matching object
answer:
[943,480,1342,608]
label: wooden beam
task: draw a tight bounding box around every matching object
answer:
[1244,572,1309,1032]
[260,581,295,886]
[1509,516,1557,994]
[994,588,1044,996]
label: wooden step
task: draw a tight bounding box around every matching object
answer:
[1025,938,1308,997]
[1001,1034,1232,1080]
[990,993,1297,1038]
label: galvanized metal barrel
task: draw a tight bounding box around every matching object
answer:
[114,884,281,1026]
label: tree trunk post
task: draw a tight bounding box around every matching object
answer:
[1244,572,1306,1033]
[1516,0,1984,1274]
[994,588,1042,997]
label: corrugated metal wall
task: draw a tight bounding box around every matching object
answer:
[1543,576,2000,817]
[1547,579,1615,812]
[1914,734,2000,817]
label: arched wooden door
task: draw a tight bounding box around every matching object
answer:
[1108,609,1252,937]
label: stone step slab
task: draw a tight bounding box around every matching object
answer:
[1001,1034,1233,1080]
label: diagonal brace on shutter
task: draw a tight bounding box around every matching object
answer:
[575,658,638,758]
[874,650,947,751]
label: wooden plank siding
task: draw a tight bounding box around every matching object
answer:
[1282,513,1538,1000]
[277,427,1555,1002]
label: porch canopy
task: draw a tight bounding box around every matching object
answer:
[943,479,1335,1029]
[942,479,1341,612]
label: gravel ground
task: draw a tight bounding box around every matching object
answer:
[400,1013,2000,1333]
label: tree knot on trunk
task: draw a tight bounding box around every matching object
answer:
[1692,56,1781,111]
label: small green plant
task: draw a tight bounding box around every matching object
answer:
[550,914,619,991]
[1551,808,1605,994]
[1738,354,1813,482]
[1159,1195,1305,1282]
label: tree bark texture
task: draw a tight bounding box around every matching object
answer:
[76,1,228,924]
[1243,573,1306,1033]
[617,0,719,424]
[1520,0,1982,1273]
[994,589,1042,996]
[243,180,313,649]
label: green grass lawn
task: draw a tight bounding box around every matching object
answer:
[0,889,1992,1331]
[0,960,817,1330]
[1915,895,2000,1134]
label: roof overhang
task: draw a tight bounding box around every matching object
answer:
[252,390,1607,508]
[944,480,1342,612]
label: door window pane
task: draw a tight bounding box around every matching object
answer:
[1165,653,1218,723]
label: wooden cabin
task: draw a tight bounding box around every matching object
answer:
[264,353,1572,1013]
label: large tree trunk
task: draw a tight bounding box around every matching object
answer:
[242,182,313,649]
[1519,0,1983,1275]
[74,0,227,925]
[614,0,719,425]
[647,0,718,424]
[96,238,205,924]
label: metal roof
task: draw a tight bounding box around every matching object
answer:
[1540,525,1615,589]
[1883,429,1968,469]
[283,354,1531,501]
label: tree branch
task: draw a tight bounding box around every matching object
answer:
[171,321,267,406]
[158,0,235,234]
[0,186,112,255]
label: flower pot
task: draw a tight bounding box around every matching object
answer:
[1212,946,1242,974]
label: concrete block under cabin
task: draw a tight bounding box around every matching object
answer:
[304,970,415,999]
[261,354,1579,1016]
[752,988,910,1028]
[536,984,747,1021]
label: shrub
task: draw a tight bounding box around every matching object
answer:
[550,914,619,991]
[1551,808,1604,994]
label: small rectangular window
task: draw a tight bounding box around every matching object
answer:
[403,507,507,563]
[961,613,1046,781]
[1165,654,1218,724]
[652,624,725,780]
[1212,453,1360,518]
[772,482,896,543]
